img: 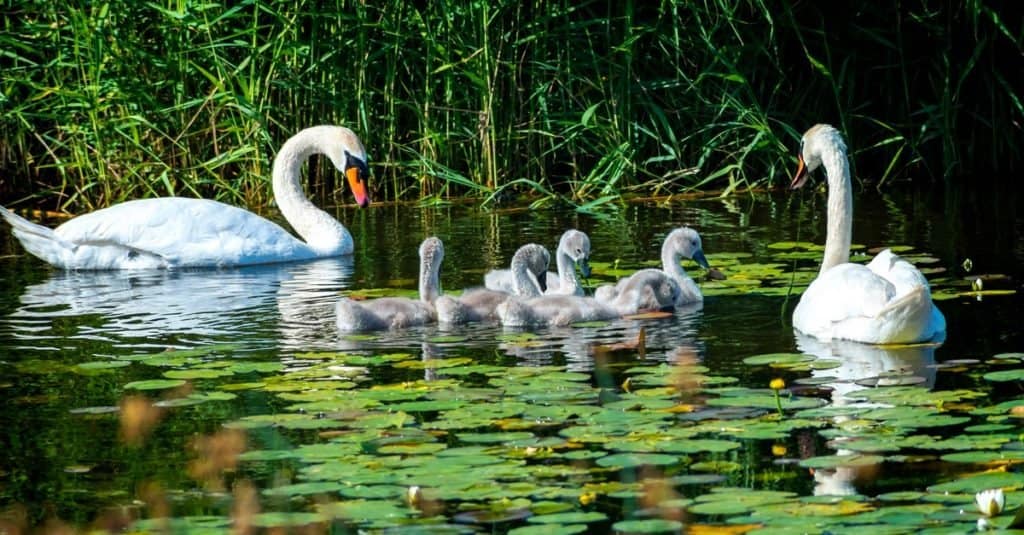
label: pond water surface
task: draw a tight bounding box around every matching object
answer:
[0,186,1022,533]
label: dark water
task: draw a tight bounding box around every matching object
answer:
[0,186,1021,530]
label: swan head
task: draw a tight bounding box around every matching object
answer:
[322,126,371,208]
[419,237,445,270]
[665,227,710,269]
[559,229,592,278]
[789,124,845,190]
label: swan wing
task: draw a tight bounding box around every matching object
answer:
[50,198,313,268]
[795,261,944,344]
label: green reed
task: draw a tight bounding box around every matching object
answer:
[1,0,1019,213]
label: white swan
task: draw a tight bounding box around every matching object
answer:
[435,243,549,324]
[335,237,444,332]
[0,125,370,269]
[595,226,709,307]
[496,270,678,328]
[789,124,945,344]
[484,229,591,295]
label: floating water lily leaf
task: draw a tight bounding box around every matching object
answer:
[927,471,1024,493]
[509,524,587,535]
[250,512,324,528]
[742,353,813,366]
[227,361,283,374]
[688,500,755,515]
[940,450,1024,463]
[766,241,822,250]
[610,519,683,533]
[458,432,536,444]
[239,449,300,462]
[338,484,407,499]
[75,361,131,372]
[706,392,825,411]
[388,399,465,412]
[799,454,884,469]
[394,357,473,370]
[69,405,119,415]
[263,481,344,497]
[124,379,186,390]
[655,439,741,454]
[163,368,233,379]
[596,453,678,468]
[983,369,1024,382]
[526,511,608,524]
[689,461,742,473]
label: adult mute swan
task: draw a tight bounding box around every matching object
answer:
[335,237,444,332]
[436,243,549,324]
[0,125,370,269]
[484,229,591,296]
[595,226,709,307]
[496,270,678,328]
[789,124,945,344]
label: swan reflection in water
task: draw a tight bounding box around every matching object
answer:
[495,302,706,372]
[1,257,354,353]
[796,333,941,496]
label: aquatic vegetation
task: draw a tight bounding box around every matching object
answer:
[2,1,1020,211]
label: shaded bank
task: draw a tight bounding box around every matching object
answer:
[1,0,1020,212]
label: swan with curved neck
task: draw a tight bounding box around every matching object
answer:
[335,237,444,332]
[436,243,549,324]
[596,226,709,307]
[0,125,369,269]
[789,124,945,344]
[484,229,591,296]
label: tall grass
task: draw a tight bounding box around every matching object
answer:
[0,0,1020,213]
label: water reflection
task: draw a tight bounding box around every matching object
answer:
[2,258,354,352]
[796,333,940,496]
[498,305,706,372]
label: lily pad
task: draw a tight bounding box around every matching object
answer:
[124,379,187,390]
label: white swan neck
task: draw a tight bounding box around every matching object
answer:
[662,243,688,283]
[510,256,543,297]
[821,142,853,272]
[419,254,442,303]
[272,128,350,254]
[556,248,577,289]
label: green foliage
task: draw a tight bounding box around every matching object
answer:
[1,0,1020,211]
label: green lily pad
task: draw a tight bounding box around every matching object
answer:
[596,453,679,469]
[526,511,608,524]
[611,519,684,533]
[983,369,1024,382]
[251,512,325,528]
[124,379,187,390]
[509,525,588,535]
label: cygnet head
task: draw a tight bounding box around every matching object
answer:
[789,124,845,190]
[559,229,592,278]
[664,227,709,269]
[512,243,551,293]
[418,237,445,301]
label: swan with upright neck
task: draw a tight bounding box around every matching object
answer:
[484,229,591,296]
[0,125,369,269]
[595,226,709,307]
[789,124,945,344]
[335,237,445,332]
[435,243,549,324]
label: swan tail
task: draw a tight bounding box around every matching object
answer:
[0,205,75,268]
[873,285,939,343]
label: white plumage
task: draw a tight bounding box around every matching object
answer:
[484,229,591,296]
[0,125,370,269]
[789,124,945,344]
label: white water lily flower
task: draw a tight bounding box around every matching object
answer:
[976,488,1005,517]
